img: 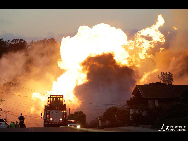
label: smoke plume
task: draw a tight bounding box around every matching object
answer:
[0,39,63,126]
[153,10,188,84]
[74,53,136,121]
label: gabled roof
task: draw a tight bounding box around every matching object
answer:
[132,84,188,99]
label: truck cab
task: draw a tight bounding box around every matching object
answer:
[43,95,68,127]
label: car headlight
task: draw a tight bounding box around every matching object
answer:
[77,125,80,128]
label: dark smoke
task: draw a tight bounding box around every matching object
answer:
[74,53,136,121]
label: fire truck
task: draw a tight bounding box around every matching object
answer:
[42,95,68,127]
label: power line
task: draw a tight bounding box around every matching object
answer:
[0,77,128,114]
[1,99,42,120]
[0,77,128,105]
[0,77,46,96]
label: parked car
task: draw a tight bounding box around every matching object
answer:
[0,119,9,128]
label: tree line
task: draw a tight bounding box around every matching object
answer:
[0,38,27,58]
[68,107,130,128]
[0,38,59,58]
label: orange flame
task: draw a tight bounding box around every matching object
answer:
[140,69,159,84]
[31,14,165,113]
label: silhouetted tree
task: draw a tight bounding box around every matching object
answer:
[8,39,28,52]
[0,38,8,57]
[29,38,58,47]
[103,106,130,127]
[103,107,118,127]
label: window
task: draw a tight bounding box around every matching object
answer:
[155,100,158,106]
[148,100,154,108]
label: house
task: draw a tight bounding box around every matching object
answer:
[128,82,188,108]
[127,82,188,120]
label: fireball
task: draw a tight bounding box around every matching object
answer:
[31,14,165,113]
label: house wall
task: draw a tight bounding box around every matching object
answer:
[147,98,178,108]
[148,100,155,108]
[148,99,159,108]
[158,98,178,107]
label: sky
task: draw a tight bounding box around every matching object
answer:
[0,9,183,42]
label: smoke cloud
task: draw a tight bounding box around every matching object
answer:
[153,10,188,84]
[132,10,188,85]
[74,53,136,121]
[0,39,63,126]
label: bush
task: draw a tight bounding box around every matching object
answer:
[103,107,130,127]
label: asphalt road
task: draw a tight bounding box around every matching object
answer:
[0,127,84,132]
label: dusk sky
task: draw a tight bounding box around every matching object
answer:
[0,9,186,42]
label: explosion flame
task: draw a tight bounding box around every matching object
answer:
[32,14,165,113]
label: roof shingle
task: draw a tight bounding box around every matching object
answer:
[133,85,188,99]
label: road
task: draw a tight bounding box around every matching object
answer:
[0,127,84,132]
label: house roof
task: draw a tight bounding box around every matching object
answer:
[132,84,188,99]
